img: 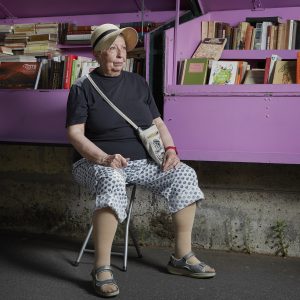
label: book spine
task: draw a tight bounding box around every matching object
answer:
[34,62,43,89]
[264,57,271,84]
[296,52,300,84]
[63,54,77,89]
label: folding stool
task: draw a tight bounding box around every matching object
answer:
[73,183,142,271]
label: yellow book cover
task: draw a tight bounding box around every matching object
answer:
[192,38,227,61]
[272,61,296,84]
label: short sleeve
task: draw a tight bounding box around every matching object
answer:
[65,84,88,127]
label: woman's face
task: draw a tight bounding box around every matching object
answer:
[95,35,127,76]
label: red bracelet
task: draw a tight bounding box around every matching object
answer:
[165,146,178,154]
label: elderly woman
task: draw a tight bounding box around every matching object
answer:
[66,23,215,298]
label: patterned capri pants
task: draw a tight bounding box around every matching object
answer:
[72,158,204,223]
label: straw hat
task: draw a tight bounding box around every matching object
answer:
[91,23,138,52]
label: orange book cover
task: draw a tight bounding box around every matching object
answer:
[0,62,41,89]
[297,52,300,84]
[264,57,271,84]
[244,25,253,50]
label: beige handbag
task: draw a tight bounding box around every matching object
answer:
[86,74,165,165]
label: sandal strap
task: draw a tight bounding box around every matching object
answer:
[182,252,209,271]
[95,278,117,288]
[93,265,113,276]
[91,265,118,288]
[183,251,196,261]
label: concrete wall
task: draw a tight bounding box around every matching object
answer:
[0,144,299,257]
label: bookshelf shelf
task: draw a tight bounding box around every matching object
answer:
[58,44,91,49]
[221,50,300,60]
[166,84,300,96]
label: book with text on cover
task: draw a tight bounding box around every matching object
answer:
[180,58,209,85]
[0,62,41,89]
[192,38,227,61]
[208,60,239,85]
[272,61,296,84]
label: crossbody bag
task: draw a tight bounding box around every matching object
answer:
[86,74,165,165]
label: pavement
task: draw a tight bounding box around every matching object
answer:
[0,232,299,300]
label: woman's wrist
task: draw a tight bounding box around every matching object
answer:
[165,146,178,154]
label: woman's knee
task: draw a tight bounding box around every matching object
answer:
[174,163,198,183]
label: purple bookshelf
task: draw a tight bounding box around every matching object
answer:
[0,7,174,144]
[164,0,300,164]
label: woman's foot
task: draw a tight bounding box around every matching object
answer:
[167,251,216,278]
[91,265,119,297]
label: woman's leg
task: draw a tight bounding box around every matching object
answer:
[172,203,215,270]
[172,203,200,264]
[93,207,118,267]
[92,207,119,293]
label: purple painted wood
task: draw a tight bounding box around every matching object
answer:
[199,0,300,14]
[0,90,68,144]
[164,96,300,164]
[0,7,174,145]
[0,11,175,26]
[167,84,300,96]
[0,0,186,19]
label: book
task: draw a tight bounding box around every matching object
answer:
[201,21,209,40]
[192,38,227,61]
[0,62,41,89]
[272,61,296,84]
[63,54,78,89]
[0,55,37,62]
[235,61,248,84]
[297,52,300,84]
[179,58,209,85]
[34,61,43,89]
[245,16,282,25]
[264,57,272,83]
[208,60,239,85]
[268,54,282,83]
[0,46,14,55]
[243,69,265,84]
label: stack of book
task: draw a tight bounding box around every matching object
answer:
[63,24,95,45]
[4,33,29,53]
[24,33,59,56]
[201,17,300,50]
[178,54,299,85]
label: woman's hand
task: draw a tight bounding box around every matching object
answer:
[162,149,181,172]
[99,154,129,168]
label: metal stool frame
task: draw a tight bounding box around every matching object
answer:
[74,183,142,271]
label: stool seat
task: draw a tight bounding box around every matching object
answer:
[73,183,142,271]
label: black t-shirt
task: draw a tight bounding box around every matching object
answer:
[66,69,161,162]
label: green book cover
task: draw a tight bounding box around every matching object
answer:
[181,58,208,85]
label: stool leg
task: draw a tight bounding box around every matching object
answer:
[129,227,143,258]
[74,225,93,266]
[123,184,136,271]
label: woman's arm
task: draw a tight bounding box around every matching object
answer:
[153,117,180,171]
[67,124,128,168]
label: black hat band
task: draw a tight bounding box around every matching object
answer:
[92,28,118,49]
